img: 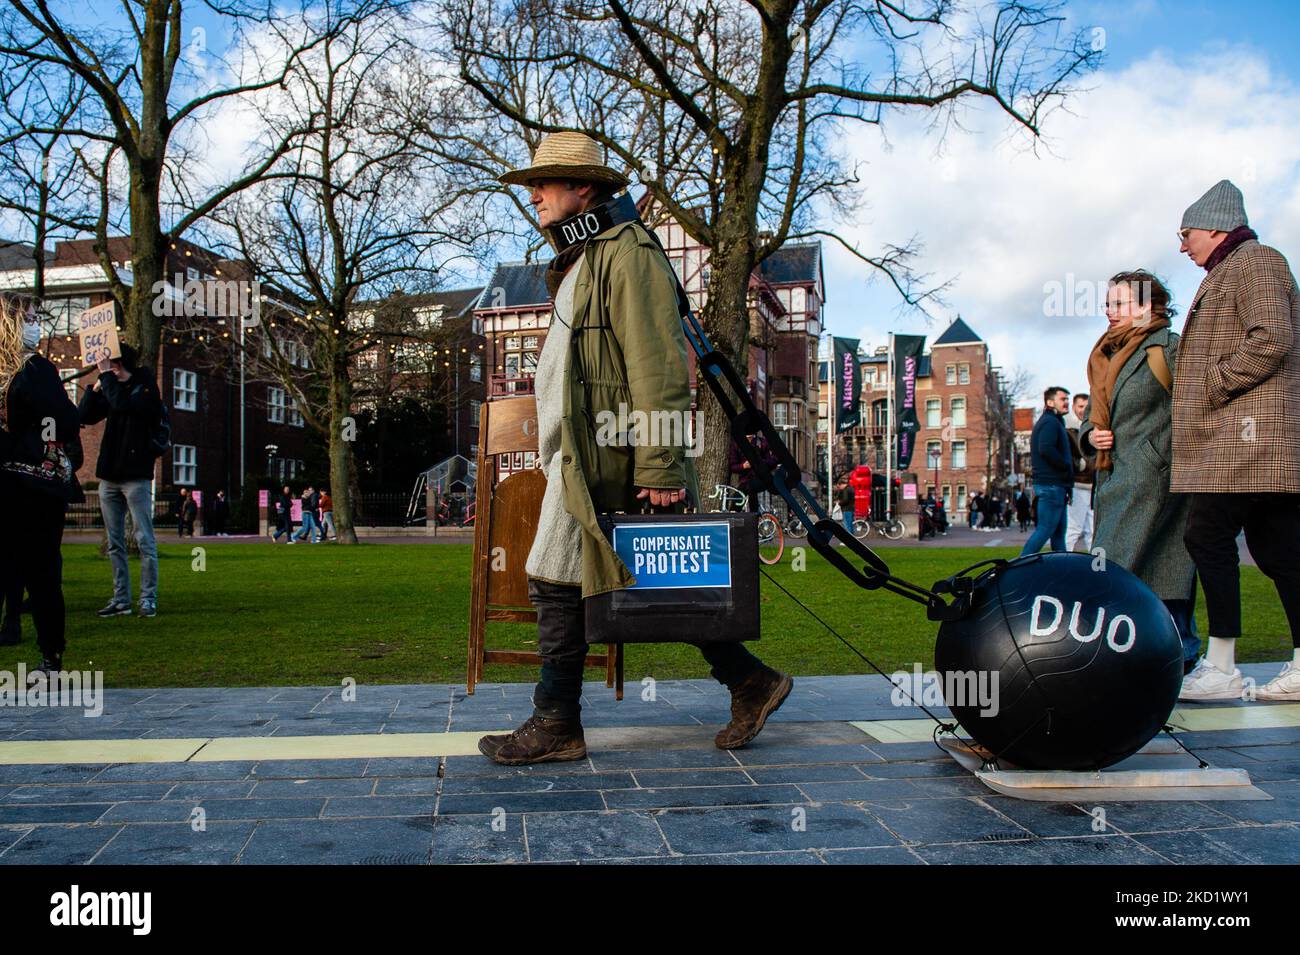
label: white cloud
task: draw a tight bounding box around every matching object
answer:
[826,45,1300,402]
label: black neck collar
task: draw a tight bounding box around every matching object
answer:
[544,192,641,255]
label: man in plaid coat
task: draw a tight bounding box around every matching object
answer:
[1172,180,1300,702]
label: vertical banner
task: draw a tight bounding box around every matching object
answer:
[832,337,861,431]
[893,334,925,468]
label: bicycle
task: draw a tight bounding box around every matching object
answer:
[851,515,905,540]
[707,483,785,565]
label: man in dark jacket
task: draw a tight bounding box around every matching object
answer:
[272,485,294,542]
[210,489,230,536]
[1021,387,1073,556]
[78,343,162,617]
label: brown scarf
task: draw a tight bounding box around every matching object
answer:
[1085,315,1170,472]
[545,242,586,298]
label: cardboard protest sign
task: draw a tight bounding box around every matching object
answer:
[78,302,120,366]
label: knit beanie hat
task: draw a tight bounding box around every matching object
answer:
[1181,180,1248,232]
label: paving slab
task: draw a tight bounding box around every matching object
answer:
[1,673,1297,865]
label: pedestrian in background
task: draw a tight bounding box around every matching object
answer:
[1064,392,1096,552]
[1014,485,1031,532]
[210,489,230,536]
[1020,387,1072,555]
[272,485,294,542]
[319,488,335,542]
[175,487,197,538]
[293,485,321,543]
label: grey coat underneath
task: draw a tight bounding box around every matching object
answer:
[1080,327,1196,601]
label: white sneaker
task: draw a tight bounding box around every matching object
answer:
[1179,659,1245,701]
[1256,662,1300,702]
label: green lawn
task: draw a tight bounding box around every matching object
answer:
[2,542,1292,688]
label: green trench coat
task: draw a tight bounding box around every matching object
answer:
[1079,327,1196,601]
[556,218,703,598]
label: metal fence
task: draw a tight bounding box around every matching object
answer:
[67,489,443,531]
[65,490,178,530]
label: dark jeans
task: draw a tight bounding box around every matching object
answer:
[1183,493,1300,645]
[0,488,67,659]
[528,577,765,720]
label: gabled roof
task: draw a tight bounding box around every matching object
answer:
[0,240,40,271]
[933,316,982,346]
[476,261,550,310]
[757,242,821,286]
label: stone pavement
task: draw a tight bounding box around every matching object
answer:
[1,667,1298,865]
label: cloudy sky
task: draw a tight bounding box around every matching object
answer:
[824,0,1300,403]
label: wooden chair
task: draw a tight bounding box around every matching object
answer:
[466,394,623,698]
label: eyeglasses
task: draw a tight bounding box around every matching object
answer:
[1176,228,1192,243]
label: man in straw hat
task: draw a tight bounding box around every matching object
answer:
[1172,179,1300,702]
[479,131,792,765]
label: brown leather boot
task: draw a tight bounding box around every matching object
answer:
[479,716,587,765]
[715,668,793,750]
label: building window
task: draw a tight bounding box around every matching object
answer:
[471,315,484,335]
[957,484,967,510]
[470,354,483,382]
[45,296,91,335]
[926,440,942,470]
[772,401,788,428]
[925,397,941,428]
[173,369,197,411]
[63,376,78,403]
[268,386,286,423]
[185,266,200,282]
[470,399,481,428]
[946,363,956,386]
[173,444,197,485]
[950,396,966,428]
[413,306,442,330]
[958,363,970,385]
[942,484,952,511]
[952,440,967,469]
[287,394,303,427]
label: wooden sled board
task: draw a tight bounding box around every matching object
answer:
[936,736,1269,802]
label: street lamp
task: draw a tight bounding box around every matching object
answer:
[265,443,278,478]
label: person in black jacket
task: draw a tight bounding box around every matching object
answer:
[175,488,197,537]
[0,295,84,673]
[272,485,294,542]
[78,343,162,617]
[210,489,230,536]
[1021,386,1073,556]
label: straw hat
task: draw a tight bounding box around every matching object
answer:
[498,131,629,189]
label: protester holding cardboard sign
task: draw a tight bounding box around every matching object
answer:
[78,341,164,618]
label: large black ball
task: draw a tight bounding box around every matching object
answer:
[934,552,1183,771]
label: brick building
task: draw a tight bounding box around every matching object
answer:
[0,235,311,503]
[345,286,486,466]
[818,317,1017,516]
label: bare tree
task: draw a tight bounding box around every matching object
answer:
[0,0,396,372]
[447,0,1100,489]
[176,9,497,542]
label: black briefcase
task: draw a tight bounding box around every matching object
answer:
[584,511,760,644]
